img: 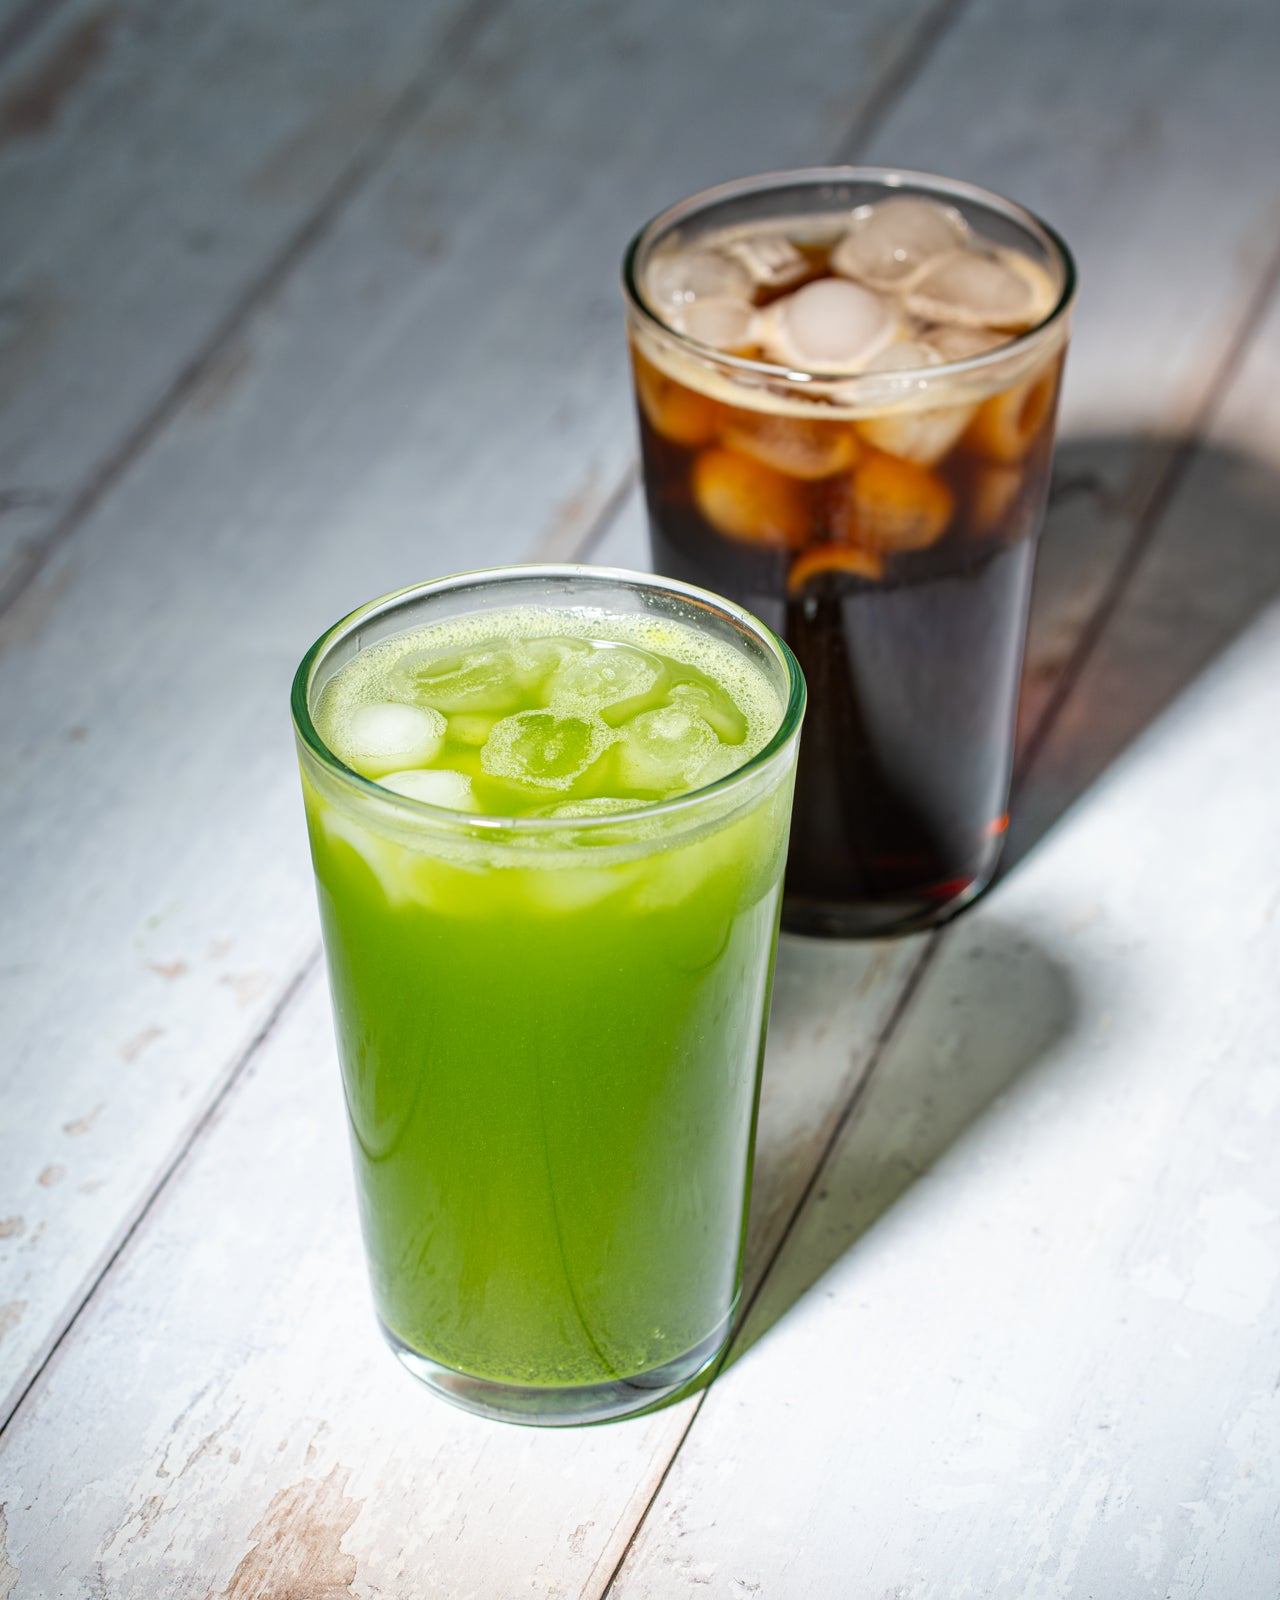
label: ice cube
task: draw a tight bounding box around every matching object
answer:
[545,642,662,716]
[376,768,475,810]
[830,197,968,289]
[646,247,752,317]
[854,340,975,466]
[905,248,1052,329]
[481,709,606,790]
[691,446,810,548]
[720,408,859,480]
[336,701,446,778]
[758,279,896,372]
[667,680,748,745]
[632,350,721,447]
[672,296,757,352]
[391,643,525,714]
[927,324,1007,362]
[963,365,1058,461]
[614,706,718,794]
[723,233,809,289]
[834,452,954,553]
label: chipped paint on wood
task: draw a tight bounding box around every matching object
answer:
[212,1468,361,1600]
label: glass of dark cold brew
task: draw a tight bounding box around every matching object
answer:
[622,168,1076,938]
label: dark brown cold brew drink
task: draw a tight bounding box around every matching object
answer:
[623,170,1075,937]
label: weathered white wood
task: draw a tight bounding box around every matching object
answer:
[610,516,1280,1600]
[5,1,1280,1594]
[0,0,487,601]
[0,0,945,1435]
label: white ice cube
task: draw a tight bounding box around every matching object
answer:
[855,340,975,465]
[376,768,474,809]
[614,706,717,794]
[905,248,1052,329]
[337,702,446,778]
[646,247,752,317]
[724,233,809,288]
[758,278,896,372]
[830,197,968,289]
[672,295,757,351]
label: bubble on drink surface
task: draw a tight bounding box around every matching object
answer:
[392,643,526,714]
[334,701,446,778]
[481,709,607,790]
[723,232,809,289]
[646,247,752,317]
[375,768,474,809]
[830,197,968,289]
[671,296,757,352]
[757,278,896,372]
[545,642,663,715]
[905,249,1051,329]
[613,706,718,794]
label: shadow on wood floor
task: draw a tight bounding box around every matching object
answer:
[735,918,1080,1362]
[1009,432,1280,872]
[731,431,1280,1361]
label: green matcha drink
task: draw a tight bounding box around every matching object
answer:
[292,567,803,1425]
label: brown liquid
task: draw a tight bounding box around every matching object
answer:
[633,256,1062,936]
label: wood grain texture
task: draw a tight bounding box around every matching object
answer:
[0,0,944,1448]
[0,0,494,607]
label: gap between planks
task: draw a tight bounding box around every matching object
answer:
[0,953,320,1443]
[0,0,511,620]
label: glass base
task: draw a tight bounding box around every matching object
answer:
[379,1310,733,1427]
[781,872,990,940]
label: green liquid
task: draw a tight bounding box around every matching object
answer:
[302,608,794,1390]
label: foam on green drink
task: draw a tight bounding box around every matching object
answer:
[299,600,797,1407]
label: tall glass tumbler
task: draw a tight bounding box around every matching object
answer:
[623,168,1076,937]
[292,566,804,1425]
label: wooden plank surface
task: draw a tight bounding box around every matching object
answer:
[4,0,1280,1593]
[0,0,944,1446]
[0,0,490,606]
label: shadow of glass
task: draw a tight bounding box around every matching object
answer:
[1007,432,1280,870]
[732,917,1079,1362]
[716,432,1277,1372]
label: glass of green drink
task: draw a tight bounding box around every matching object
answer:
[291,565,804,1425]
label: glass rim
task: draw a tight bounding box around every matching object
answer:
[621,164,1078,389]
[291,563,806,837]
